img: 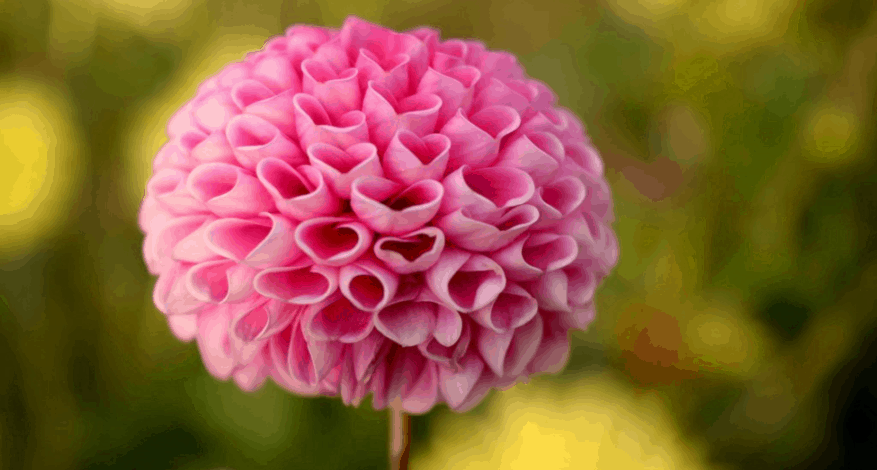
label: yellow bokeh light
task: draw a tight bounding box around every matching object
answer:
[84,0,195,30]
[804,104,860,166]
[694,0,796,45]
[123,29,274,216]
[412,374,707,470]
[0,77,81,258]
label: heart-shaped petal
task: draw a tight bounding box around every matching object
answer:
[494,132,564,186]
[226,114,304,170]
[440,165,535,219]
[254,260,339,304]
[361,82,442,152]
[425,247,506,312]
[435,204,539,252]
[307,142,383,199]
[417,65,481,129]
[339,258,399,312]
[381,130,450,186]
[256,158,342,220]
[351,175,443,235]
[294,217,374,267]
[204,213,301,268]
[431,39,467,72]
[355,49,410,98]
[186,162,276,217]
[304,294,374,343]
[470,283,538,333]
[491,232,579,281]
[293,93,368,150]
[529,176,587,228]
[185,259,257,303]
[472,77,537,115]
[301,59,361,121]
[373,226,445,274]
[440,105,521,171]
[373,300,437,347]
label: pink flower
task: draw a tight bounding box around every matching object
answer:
[139,16,619,414]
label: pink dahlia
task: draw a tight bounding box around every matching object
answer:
[139,16,619,415]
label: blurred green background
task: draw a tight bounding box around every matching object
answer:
[1,0,876,468]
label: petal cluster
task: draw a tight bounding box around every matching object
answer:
[140,16,619,414]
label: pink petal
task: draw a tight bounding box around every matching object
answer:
[243,89,299,137]
[216,62,253,89]
[230,79,275,109]
[495,132,564,186]
[374,300,437,347]
[192,91,239,133]
[171,215,221,264]
[256,159,342,220]
[470,283,538,333]
[339,258,400,312]
[417,66,481,129]
[431,39,467,72]
[440,105,521,171]
[473,77,537,115]
[153,140,197,171]
[293,93,368,150]
[559,302,596,331]
[425,247,506,312]
[477,327,513,377]
[294,217,373,267]
[355,49,410,98]
[166,101,201,140]
[565,142,604,178]
[555,212,618,275]
[269,325,320,395]
[186,163,275,217]
[147,215,215,274]
[233,348,269,392]
[435,204,539,252]
[304,294,374,343]
[301,59,361,121]
[491,232,579,282]
[526,310,571,375]
[147,169,209,215]
[254,260,339,305]
[306,142,383,199]
[361,82,442,152]
[167,313,198,342]
[251,53,300,93]
[204,213,301,268]
[225,114,304,170]
[563,261,598,307]
[402,360,439,415]
[232,299,303,343]
[440,165,535,219]
[196,305,235,380]
[418,317,470,369]
[153,261,204,316]
[191,131,237,165]
[438,351,484,408]
[528,270,571,312]
[519,107,568,135]
[529,176,587,228]
[381,130,450,186]
[351,176,443,235]
[373,226,445,274]
[352,329,389,382]
[185,259,257,303]
[305,332,346,384]
[432,302,463,347]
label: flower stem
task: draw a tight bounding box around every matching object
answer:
[389,399,410,470]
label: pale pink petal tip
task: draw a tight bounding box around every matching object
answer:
[140,14,618,414]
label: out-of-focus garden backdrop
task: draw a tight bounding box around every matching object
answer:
[2,0,876,468]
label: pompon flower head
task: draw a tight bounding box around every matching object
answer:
[140,16,619,414]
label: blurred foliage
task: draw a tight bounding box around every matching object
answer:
[1,0,877,469]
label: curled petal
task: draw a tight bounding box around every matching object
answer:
[435,204,539,252]
[529,176,587,227]
[425,247,506,313]
[193,91,239,133]
[555,212,618,275]
[191,131,237,165]
[147,215,216,274]
[353,329,389,382]
[232,299,303,343]
[441,105,521,171]
[526,310,571,375]
[355,49,410,98]
[374,300,437,347]
[167,313,198,342]
[166,101,201,140]
[293,93,369,150]
[438,351,484,409]
[269,326,321,395]
[361,83,442,152]
[473,77,538,115]
[243,89,298,137]
[351,176,443,235]
[233,348,269,392]
[230,79,275,110]
[417,66,481,129]
[256,159,342,220]
[491,232,579,282]
[373,226,445,274]
[478,313,543,377]
[470,283,538,333]
[401,360,439,415]
[418,317,470,369]
[440,165,535,219]
[495,132,564,186]
[339,258,400,312]
[226,114,304,170]
[431,39,467,72]
[186,163,275,217]
[196,305,235,380]
[304,294,374,343]
[251,53,300,93]
[147,169,208,215]
[204,213,301,268]
[153,261,204,316]
[185,259,257,303]
[307,142,383,199]
[301,59,361,121]
[528,269,571,312]
[565,142,604,178]
[294,217,373,267]
[519,107,569,135]
[254,260,339,305]
[153,140,198,171]
[381,130,450,186]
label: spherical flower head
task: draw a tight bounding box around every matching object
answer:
[139,16,619,414]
